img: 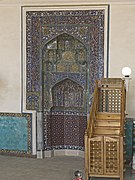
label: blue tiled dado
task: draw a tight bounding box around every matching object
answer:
[125,119,134,164]
[0,116,27,151]
[0,113,32,154]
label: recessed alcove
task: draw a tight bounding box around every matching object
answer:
[52,78,84,110]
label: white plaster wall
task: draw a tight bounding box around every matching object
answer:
[0,0,135,118]
[0,5,21,113]
[109,5,135,118]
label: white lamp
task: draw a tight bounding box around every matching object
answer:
[122,67,131,77]
[122,67,132,91]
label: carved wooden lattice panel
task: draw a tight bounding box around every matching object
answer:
[89,136,120,176]
[98,88,122,113]
[98,89,106,112]
[107,89,121,113]
[89,137,103,175]
[104,137,119,175]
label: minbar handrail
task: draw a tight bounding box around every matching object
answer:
[120,79,126,136]
[86,78,126,138]
[86,80,99,138]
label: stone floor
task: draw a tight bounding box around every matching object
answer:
[0,155,135,180]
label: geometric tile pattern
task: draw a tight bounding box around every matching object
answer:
[44,113,87,150]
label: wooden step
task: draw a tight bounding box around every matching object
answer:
[93,135,119,138]
[93,127,120,136]
[96,112,121,120]
[95,120,120,127]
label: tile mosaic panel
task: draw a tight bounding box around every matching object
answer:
[52,78,84,110]
[125,120,133,163]
[0,113,32,154]
[26,9,105,111]
[26,8,107,151]
[44,113,87,150]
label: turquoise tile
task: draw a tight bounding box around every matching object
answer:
[0,116,28,151]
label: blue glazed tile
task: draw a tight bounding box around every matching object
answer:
[0,116,29,152]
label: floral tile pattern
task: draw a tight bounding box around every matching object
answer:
[26,9,106,151]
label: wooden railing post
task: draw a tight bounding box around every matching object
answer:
[120,136,124,180]
[84,130,89,180]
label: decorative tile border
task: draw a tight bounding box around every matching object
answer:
[25,9,106,111]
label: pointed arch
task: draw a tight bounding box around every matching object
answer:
[42,33,87,73]
[52,78,84,109]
